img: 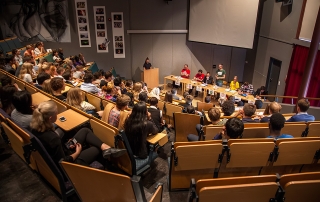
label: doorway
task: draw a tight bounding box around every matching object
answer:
[266,57,282,102]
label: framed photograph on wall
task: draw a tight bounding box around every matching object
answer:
[75,0,91,47]
[94,6,109,53]
[111,12,125,58]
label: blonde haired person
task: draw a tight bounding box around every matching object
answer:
[66,88,103,117]
[38,63,50,74]
[42,79,53,95]
[18,62,34,84]
[30,101,126,165]
[49,65,57,78]
[230,76,239,90]
[133,82,142,100]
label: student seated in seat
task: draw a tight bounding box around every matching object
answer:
[148,97,168,133]
[124,102,158,159]
[80,72,101,94]
[101,94,131,130]
[11,90,34,130]
[30,101,126,166]
[187,107,228,141]
[287,99,315,122]
[267,113,293,139]
[260,101,282,123]
[50,77,66,101]
[237,103,259,123]
[188,117,244,141]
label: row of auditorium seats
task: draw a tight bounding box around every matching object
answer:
[0,70,164,201]
[169,138,320,190]
[188,172,320,202]
[0,37,24,54]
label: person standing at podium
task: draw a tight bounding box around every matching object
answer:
[143,57,152,70]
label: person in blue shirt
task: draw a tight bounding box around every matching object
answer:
[286,99,315,122]
[267,113,293,139]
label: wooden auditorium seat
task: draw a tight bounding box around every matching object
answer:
[242,127,270,138]
[1,122,25,161]
[157,99,165,112]
[50,97,68,114]
[307,121,320,137]
[174,112,200,142]
[282,122,307,137]
[102,99,115,108]
[25,83,38,94]
[203,126,224,141]
[149,183,164,202]
[60,161,163,202]
[164,103,183,124]
[189,175,279,202]
[85,92,102,111]
[197,102,213,111]
[90,118,118,147]
[169,140,223,191]
[14,78,26,90]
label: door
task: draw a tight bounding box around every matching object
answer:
[266,58,281,102]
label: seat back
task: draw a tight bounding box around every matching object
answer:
[90,118,118,147]
[273,138,320,166]
[86,92,102,111]
[25,83,38,94]
[70,106,93,119]
[1,122,25,161]
[115,133,134,176]
[196,175,278,195]
[174,142,222,171]
[282,123,307,137]
[307,122,320,137]
[157,100,165,112]
[165,103,183,119]
[15,78,26,90]
[242,127,269,138]
[51,98,68,114]
[198,182,279,202]
[204,126,224,140]
[197,102,213,111]
[102,99,115,108]
[227,139,275,168]
[59,161,137,202]
[149,184,163,202]
[243,123,268,128]
[284,180,320,202]
[174,112,200,142]
[279,172,320,187]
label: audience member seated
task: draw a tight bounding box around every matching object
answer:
[58,48,64,60]
[239,103,259,123]
[18,63,34,84]
[101,95,131,130]
[254,86,268,99]
[99,85,117,102]
[133,82,143,100]
[124,101,158,159]
[239,82,254,95]
[171,88,182,100]
[50,77,66,101]
[35,73,51,90]
[63,71,78,86]
[148,97,165,133]
[73,65,85,79]
[140,81,149,93]
[12,49,23,66]
[23,45,35,59]
[15,56,34,77]
[183,91,189,99]
[260,102,282,123]
[164,91,173,103]
[100,71,112,88]
[148,87,160,100]
[186,105,201,115]
[221,100,236,116]
[189,69,205,97]
[52,50,62,63]
[187,107,227,141]
[4,55,16,75]
[42,79,53,95]
[79,53,86,65]
[11,91,33,129]
[255,100,263,109]
[38,63,51,75]
[34,42,43,56]
[138,92,148,103]
[267,113,293,139]
[30,101,126,166]
[49,65,57,78]
[287,99,315,122]
[180,95,194,112]
[66,87,103,117]
[80,72,101,94]
[230,76,240,90]
[113,77,124,95]
[204,96,211,103]
[0,74,12,88]
[0,84,18,115]
[55,67,65,79]
[73,55,83,66]
[92,72,102,87]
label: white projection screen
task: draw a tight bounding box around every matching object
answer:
[189,0,259,49]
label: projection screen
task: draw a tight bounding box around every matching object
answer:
[189,0,259,49]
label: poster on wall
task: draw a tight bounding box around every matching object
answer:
[93,6,109,53]
[111,12,125,58]
[75,0,91,47]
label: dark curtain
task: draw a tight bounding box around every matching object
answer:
[283,45,320,106]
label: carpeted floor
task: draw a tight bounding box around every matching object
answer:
[0,129,188,202]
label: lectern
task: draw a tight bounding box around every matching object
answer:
[142,68,159,89]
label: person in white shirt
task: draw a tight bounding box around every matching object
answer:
[80,72,101,94]
[52,50,61,62]
[73,65,85,79]
[34,42,43,56]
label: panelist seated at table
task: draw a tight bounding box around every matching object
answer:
[188,69,205,97]
[239,82,254,95]
[202,72,213,85]
[143,57,152,70]
[254,86,268,99]
[230,76,240,90]
[180,64,190,79]
[30,101,127,167]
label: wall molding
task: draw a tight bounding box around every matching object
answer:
[127,30,188,34]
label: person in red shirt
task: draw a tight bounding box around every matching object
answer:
[180,64,190,79]
[189,69,204,97]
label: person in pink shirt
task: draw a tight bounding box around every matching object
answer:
[189,69,205,97]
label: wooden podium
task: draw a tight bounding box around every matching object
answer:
[142,68,159,89]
